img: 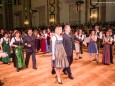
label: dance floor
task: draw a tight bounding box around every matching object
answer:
[0,51,115,86]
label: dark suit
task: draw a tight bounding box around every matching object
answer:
[24,34,37,68]
[63,33,83,77]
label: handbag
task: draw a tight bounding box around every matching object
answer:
[51,60,56,74]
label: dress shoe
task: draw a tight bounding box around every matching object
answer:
[92,59,96,61]
[17,69,20,72]
[79,57,82,59]
[75,58,79,60]
[8,63,10,65]
[33,67,37,70]
[96,59,99,63]
[68,76,74,79]
[25,65,28,68]
[105,63,110,65]
[56,76,63,84]
[63,71,67,75]
[90,60,92,63]
[58,81,63,84]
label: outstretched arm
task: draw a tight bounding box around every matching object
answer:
[73,34,87,46]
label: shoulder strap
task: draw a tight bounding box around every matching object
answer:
[14,37,16,42]
[20,38,23,42]
[3,38,5,42]
[55,35,58,41]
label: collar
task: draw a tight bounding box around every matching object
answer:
[65,32,69,35]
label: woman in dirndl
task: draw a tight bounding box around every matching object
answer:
[10,31,25,72]
[88,31,99,63]
[0,32,10,64]
[52,26,69,84]
[102,31,113,65]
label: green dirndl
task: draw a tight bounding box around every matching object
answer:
[14,46,25,68]
[2,40,10,63]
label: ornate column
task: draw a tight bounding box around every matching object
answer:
[90,0,99,24]
[23,0,31,27]
[47,0,60,25]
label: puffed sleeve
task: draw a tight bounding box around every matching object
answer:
[114,35,115,42]
[110,37,113,42]
[0,38,3,44]
[10,38,15,47]
[52,36,56,60]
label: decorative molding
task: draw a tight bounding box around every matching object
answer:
[90,0,99,23]
[90,0,99,8]
[47,0,57,25]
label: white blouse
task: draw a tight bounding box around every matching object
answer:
[10,37,23,46]
[79,34,85,40]
[0,37,10,44]
[52,34,63,60]
[90,36,97,42]
[104,37,113,42]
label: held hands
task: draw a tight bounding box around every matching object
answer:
[28,44,31,47]
[14,45,18,48]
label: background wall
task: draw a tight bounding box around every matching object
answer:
[31,0,47,27]
[1,0,115,28]
[106,0,115,22]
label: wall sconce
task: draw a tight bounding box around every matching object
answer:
[24,20,29,25]
[90,12,97,21]
[90,7,99,23]
[0,4,2,8]
[50,18,55,24]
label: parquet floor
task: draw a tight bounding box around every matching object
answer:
[0,51,115,86]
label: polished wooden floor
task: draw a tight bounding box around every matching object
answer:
[0,51,115,86]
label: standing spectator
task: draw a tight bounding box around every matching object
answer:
[102,31,112,65]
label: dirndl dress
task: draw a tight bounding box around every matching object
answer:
[53,36,69,69]
[1,38,10,63]
[88,39,98,54]
[75,42,80,53]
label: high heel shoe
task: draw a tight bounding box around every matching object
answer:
[56,76,63,84]
[58,80,62,84]
[96,59,99,63]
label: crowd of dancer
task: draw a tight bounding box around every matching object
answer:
[0,24,115,84]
